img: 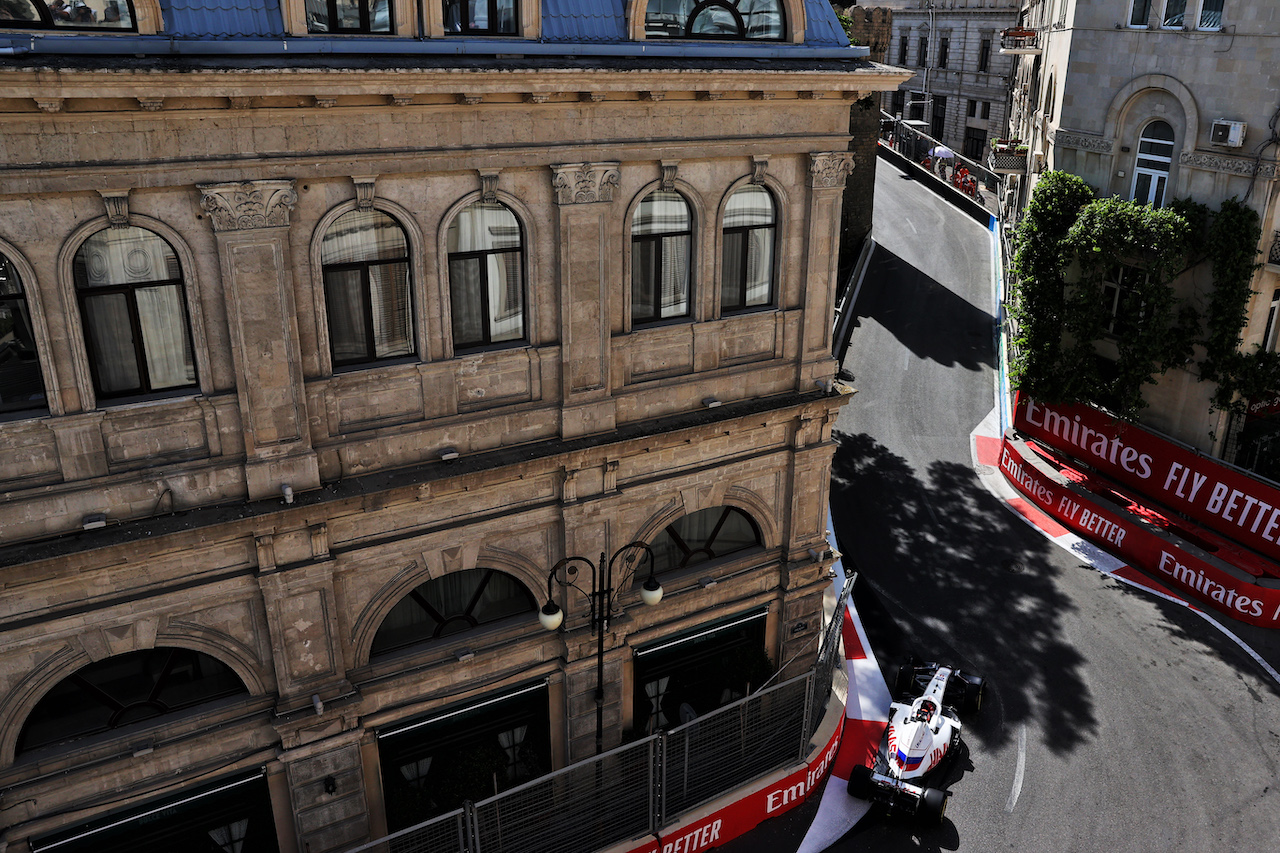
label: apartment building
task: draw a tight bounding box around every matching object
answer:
[0,2,909,851]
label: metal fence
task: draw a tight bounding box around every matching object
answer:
[345,572,857,853]
[878,111,1002,215]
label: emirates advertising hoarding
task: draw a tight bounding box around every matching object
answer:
[1000,436,1280,628]
[1014,397,1280,565]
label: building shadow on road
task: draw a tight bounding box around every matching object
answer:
[831,430,1096,757]
[854,245,994,374]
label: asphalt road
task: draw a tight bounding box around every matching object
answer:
[722,157,1280,852]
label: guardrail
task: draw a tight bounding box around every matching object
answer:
[345,572,856,853]
[878,112,1001,214]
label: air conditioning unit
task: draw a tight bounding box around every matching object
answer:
[1210,119,1246,147]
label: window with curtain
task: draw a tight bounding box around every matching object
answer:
[371,568,537,657]
[644,0,784,40]
[1198,0,1223,29]
[73,226,197,400]
[1162,0,1186,26]
[647,506,762,574]
[0,253,47,414]
[305,0,391,32]
[632,190,692,325]
[721,185,776,313]
[1128,0,1150,26]
[447,202,526,351]
[442,0,517,33]
[321,208,414,368]
[17,647,248,754]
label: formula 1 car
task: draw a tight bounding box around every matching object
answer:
[847,659,984,823]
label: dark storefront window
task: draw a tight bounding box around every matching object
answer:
[632,609,771,736]
[30,772,278,853]
[377,683,551,830]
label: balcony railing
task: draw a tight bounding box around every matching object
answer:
[1269,231,1280,268]
[988,141,1029,174]
[1000,27,1041,54]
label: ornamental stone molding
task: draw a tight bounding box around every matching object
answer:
[1050,130,1114,154]
[751,155,770,185]
[1179,150,1277,179]
[808,152,854,189]
[198,180,298,232]
[98,190,131,228]
[351,175,378,210]
[550,162,621,205]
[660,160,680,192]
[478,169,501,204]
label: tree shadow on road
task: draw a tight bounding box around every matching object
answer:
[831,431,1096,755]
[853,245,994,374]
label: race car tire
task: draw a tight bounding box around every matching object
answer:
[847,764,876,800]
[919,787,947,824]
[892,664,915,699]
[962,676,985,714]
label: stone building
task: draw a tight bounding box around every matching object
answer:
[0,1,909,852]
[1001,0,1280,475]
[874,0,1020,160]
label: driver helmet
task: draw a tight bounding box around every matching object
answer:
[915,699,936,722]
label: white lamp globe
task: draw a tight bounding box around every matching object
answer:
[538,603,564,631]
[640,577,664,607]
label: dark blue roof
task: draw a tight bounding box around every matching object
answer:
[162,0,285,37]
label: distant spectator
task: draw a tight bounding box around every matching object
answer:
[102,0,119,21]
[47,0,72,20]
[69,0,94,21]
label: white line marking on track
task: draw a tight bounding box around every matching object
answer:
[1005,724,1026,813]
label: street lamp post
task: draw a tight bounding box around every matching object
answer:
[538,541,664,755]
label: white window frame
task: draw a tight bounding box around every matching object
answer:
[1130,121,1175,209]
[1128,0,1150,28]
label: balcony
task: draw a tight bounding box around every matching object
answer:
[1269,231,1280,269]
[988,140,1028,174]
[1000,27,1041,54]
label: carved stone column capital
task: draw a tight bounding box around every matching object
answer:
[808,152,854,189]
[550,162,622,205]
[198,179,298,232]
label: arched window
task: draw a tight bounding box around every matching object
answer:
[73,226,198,399]
[371,568,537,657]
[721,185,776,312]
[0,252,47,414]
[321,208,415,368]
[17,647,248,754]
[446,202,526,350]
[631,190,692,324]
[1131,120,1175,208]
[645,0,784,40]
[306,0,391,33]
[649,506,762,573]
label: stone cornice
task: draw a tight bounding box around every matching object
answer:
[1179,150,1278,179]
[1049,129,1114,155]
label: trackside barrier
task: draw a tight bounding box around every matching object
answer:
[342,572,856,853]
[878,111,1000,212]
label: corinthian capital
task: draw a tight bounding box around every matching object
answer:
[198,180,298,232]
[808,152,854,189]
[550,162,622,205]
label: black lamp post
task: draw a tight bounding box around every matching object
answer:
[538,541,664,755]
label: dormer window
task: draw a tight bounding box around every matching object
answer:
[645,0,784,40]
[443,0,517,34]
[305,0,392,33]
[0,0,135,30]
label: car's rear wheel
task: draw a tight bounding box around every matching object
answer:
[847,764,876,800]
[962,676,985,714]
[919,787,947,824]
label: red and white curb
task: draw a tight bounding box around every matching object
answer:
[794,529,892,853]
[972,406,1280,685]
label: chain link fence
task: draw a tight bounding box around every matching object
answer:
[344,572,857,853]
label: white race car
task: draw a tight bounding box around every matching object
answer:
[847,659,984,823]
